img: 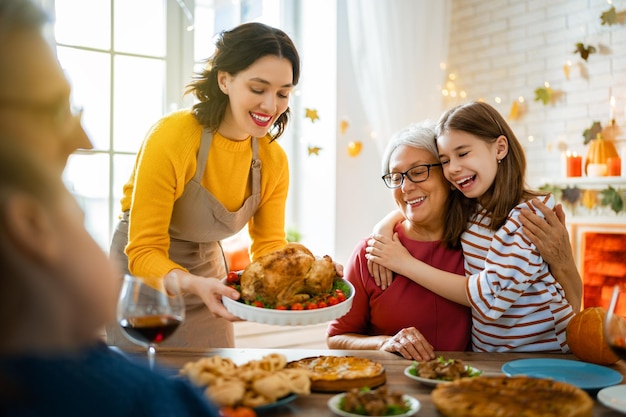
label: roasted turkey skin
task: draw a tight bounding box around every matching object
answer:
[240,243,336,307]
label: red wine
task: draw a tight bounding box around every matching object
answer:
[120,315,182,344]
[608,342,626,361]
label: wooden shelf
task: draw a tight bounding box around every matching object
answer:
[539,176,626,190]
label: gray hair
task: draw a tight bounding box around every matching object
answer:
[381,121,438,176]
[0,0,49,40]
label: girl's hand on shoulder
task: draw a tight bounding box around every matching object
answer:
[379,327,435,361]
[366,233,412,289]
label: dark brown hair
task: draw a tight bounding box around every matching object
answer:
[186,22,300,141]
[436,101,543,232]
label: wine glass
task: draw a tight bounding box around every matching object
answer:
[605,284,626,362]
[117,274,185,369]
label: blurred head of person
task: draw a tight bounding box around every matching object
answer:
[0,139,118,354]
[0,0,92,173]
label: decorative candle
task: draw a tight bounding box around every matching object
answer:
[610,95,615,124]
[607,157,621,176]
[566,152,582,177]
[587,163,607,177]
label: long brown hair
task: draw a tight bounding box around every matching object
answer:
[436,101,543,232]
[186,22,300,141]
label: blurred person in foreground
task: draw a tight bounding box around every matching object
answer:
[0,140,220,416]
[0,0,92,172]
[0,1,221,415]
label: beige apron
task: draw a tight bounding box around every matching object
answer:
[108,130,262,348]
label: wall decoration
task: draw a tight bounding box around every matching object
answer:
[582,121,602,144]
[563,62,571,80]
[601,6,618,25]
[347,141,363,157]
[534,84,553,105]
[304,108,319,123]
[508,98,526,120]
[307,145,321,156]
[339,118,350,135]
[573,42,596,61]
[601,186,624,213]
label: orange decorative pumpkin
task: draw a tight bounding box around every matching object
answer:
[566,307,619,365]
[584,134,618,175]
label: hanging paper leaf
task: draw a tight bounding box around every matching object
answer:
[573,43,596,61]
[508,101,520,120]
[347,141,363,157]
[600,186,624,213]
[305,108,320,123]
[563,64,570,80]
[534,86,552,105]
[561,187,581,205]
[339,119,350,135]
[582,121,602,145]
[601,6,618,25]
[307,145,322,155]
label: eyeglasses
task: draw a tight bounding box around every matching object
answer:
[0,96,83,136]
[382,163,442,189]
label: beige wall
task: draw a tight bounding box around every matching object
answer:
[445,0,626,187]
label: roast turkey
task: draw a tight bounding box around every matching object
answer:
[240,243,336,307]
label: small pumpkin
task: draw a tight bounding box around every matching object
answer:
[566,307,619,365]
[584,133,618,175]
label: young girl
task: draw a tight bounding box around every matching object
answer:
[108,22,304,349]
[0,141,219,416]
[366,101,574,352]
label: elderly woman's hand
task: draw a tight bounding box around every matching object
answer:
[379,327,435,361]
[519,199,569,266]
[519,199,582,312]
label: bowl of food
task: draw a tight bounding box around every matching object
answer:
[222,243,355,325]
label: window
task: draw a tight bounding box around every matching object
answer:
[55,0,290,251]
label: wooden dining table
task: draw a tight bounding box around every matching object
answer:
[140,347,626,417]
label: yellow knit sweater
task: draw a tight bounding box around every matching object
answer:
[120,110,289,278]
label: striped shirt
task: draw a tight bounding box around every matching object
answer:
[463,194,574,352]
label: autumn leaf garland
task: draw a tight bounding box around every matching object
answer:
[540,184,626,214]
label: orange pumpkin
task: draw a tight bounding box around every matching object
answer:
[566,307,619,365]
[584,134,618,175]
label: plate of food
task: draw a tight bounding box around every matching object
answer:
[597,384,626,414]
[252,393,298,412]
[327,386,420,417]
[286,355,386,392]
[501,358,623,391]
[431,375,593,417]
[404,356,482,387]
[179,352,311,409]
[222,243,354,326]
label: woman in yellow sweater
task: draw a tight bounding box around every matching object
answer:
[108,22,300,349]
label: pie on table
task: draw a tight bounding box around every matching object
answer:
[286,355,386,392]
[431,375,593,417]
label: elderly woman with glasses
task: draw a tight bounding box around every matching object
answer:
[326,121,471,361]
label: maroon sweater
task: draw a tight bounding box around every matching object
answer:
[328,224,471,351]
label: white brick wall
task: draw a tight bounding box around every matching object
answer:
[446,0,626,186]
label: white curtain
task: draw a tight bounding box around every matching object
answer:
[345,0,450,153]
